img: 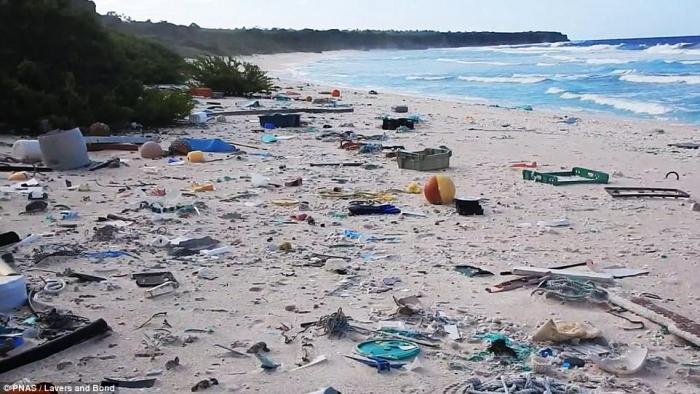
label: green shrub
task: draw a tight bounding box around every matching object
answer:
[0,0,190,133]
[134,89,194,126]
[189,56,273,96]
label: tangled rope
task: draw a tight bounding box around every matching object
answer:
[443,374,586,394]
[33,246,84,264]
[531,277,608,304]
[316,308,350,338]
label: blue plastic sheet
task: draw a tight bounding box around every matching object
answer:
[183,138,237,153]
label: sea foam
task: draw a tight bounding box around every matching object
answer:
[560,92,670,115]
[620,73,700,84]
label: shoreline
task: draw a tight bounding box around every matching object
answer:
[247,51,700,130]
[1,51,699,393]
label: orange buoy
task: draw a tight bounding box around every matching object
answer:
[424,175,456,205]
[331,89,341,97]
[187,150,205,162]
[189,87,213,98]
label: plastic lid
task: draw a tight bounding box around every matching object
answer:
[355,339,420,360]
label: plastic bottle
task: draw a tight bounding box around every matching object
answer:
[251,173,268,187]
[60,211,79,220]
[14,234,42,249]
[200,246,232,256]
[152,235,170,247]
[142,166,160,174]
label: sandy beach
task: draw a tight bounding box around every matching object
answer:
[1,51,699,393]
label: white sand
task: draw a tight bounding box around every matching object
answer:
[1,51,699,393]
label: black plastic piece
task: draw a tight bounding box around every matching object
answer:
[605,187,690,198]
[382,118,414,130]
[132,272,177,287]
[0,319,111,374]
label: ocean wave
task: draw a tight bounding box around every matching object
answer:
[536,62,556,67]
[611,69,634,75]
[559,92,670,115]
[543,54,580,62]
[406,75,451,81]
[586,58,631,65]
[644,43,700,56]
[436,58,515,66]
[485,43,622,55]
[681,60,700,64]
[620,73,700,84]
[546,87,565,95]
[458,75,547,84]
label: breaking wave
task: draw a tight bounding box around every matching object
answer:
[620,73,700,85]
[405,75,451,81]
[586,58,632,65]
[436,58,515,66]
[559,92,670,115]
[546,87,565,95]
[458,75,547,84]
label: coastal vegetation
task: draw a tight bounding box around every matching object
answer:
[190,56,273,96]
[1,0,568,132]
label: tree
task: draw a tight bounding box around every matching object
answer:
[189,56,273,96]
[0,0,191,132]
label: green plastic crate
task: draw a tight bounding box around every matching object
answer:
[397,146,451,171]
[522,167,609,186]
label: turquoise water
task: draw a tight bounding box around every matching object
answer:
[289,36,700,124]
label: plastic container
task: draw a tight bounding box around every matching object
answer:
[38,128,90,170]
[187,151,205,162]
[382,118,414,130]
[0,275,28,311]
[397,147,451,171]
[258,114,301,128]
[60,210,79,220]
[189,87,213,98]
[530,354,551,374]
[11,140,42,163]
[455,197,484,216]
[189,112,208,124]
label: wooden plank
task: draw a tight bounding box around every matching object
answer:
[608,293,700,347]
[217,107,354,116]
[84,135,160,144]
[512,266,615,284]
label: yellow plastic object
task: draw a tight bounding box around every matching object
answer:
[405,182,422,194]
[271,199,299,207]
[8,172,28,181]
[192,182,215,192]
[187,150,205,162]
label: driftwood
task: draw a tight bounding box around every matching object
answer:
[218,107,354,116]
[608,293,700,347]
[512,266,615,284]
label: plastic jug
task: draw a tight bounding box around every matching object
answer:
[11,140,42,163]
[38,128,90,170]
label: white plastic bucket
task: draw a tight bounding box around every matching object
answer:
[0,275,28,312]
[11,140,42,163]
[39,128,90,170]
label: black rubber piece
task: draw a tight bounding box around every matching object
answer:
[0,319,111,374]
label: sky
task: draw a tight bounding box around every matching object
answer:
[92,0,700,40]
